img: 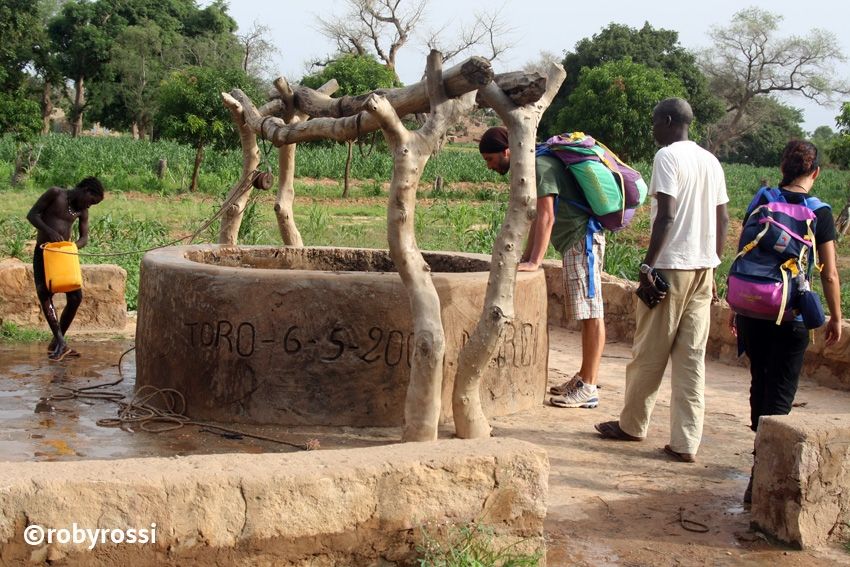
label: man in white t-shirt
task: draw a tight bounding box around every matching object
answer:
[595,98,729,463]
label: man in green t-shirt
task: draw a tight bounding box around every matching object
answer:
[479,127,605,409]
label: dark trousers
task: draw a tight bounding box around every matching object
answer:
[736,315,809,432]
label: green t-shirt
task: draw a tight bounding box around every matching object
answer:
[536,154,590,254]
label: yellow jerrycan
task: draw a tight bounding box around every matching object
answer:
[42,241,83,293]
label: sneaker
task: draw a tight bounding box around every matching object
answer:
[550,380,599,408]
[548,374,581,396]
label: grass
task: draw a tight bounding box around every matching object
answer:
[0,322,51,343]
[416,523,542,567]
[2,133,849,316]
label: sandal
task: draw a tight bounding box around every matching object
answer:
[663,444,696,463]
[48,345,72,362]
[48,343,79,357]
[594,420,643,441]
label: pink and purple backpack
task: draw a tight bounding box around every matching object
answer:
[726,187,829,325]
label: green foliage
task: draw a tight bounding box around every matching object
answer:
[88,21,172,136]
[721,98,805,166]
[464,203,507,254]
[416,523,542,567]
[157,66,260,151]
[556,58,687,161]
[542,22,722,138]
[0,322,51,343]
[301,54,399,96]
[0,0,42,90]
[48,0,114,83]
[0,216,31,259]
[83,213,170,310]
[810,125,839,166]
[829,102,850,168]
[0,91,41,142]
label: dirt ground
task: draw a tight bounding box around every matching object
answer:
[492,327,850,566]
[2,326,849,565]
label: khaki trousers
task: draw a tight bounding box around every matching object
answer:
[619,269,713,454]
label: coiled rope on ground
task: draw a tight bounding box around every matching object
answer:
[44,347,319,451]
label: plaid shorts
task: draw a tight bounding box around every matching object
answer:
[561,232,605,320]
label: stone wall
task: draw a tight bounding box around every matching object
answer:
[0,438,548,566]
[541,261,850,391]
[750,414,850,549]
[0,258,127,331]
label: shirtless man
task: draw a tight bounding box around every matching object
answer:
[26,177,105,361]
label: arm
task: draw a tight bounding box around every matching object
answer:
[715,203,729,260]
[642,192,676,268]
[26,188,64,242]
[638,192,677,298]
[817,240,842,346]
[518,195,555,271]
[75,209,90,249]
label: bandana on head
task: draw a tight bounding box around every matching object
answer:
[478,127,509,154]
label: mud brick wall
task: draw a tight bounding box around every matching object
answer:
[541,261,850,391]
[0,259,127,331]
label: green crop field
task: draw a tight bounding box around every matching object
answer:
[2,134,849,316]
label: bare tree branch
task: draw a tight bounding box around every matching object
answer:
[425,6,514,63]
[315,0,426,73]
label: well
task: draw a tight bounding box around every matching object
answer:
[136,245,548,426]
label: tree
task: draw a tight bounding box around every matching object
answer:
[541,22,722,139]
[0,0,42,91]
[302,55,400,196]
[811,125,838,166]
[89,22,173,140]
[700,7,849,153]
[316,0,426,77]
[0,91,43,185]
[830,102,850,169]
[157,66,262,192]
[720,98,804,166]
[555,58,687,162]
[237,21,280,81]
[48,0,116,137]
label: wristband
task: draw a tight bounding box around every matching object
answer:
[639,263,653,275]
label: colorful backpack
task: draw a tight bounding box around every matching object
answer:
[537,132,648,231]
[726,187,829,325]
[536,132,648,299]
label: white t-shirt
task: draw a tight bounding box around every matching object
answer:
[649,140,728,270]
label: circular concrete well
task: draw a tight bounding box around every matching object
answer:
[136,245,548,426]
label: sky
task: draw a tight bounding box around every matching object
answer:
[223,0,850,133]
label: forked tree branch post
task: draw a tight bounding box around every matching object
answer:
[218,95,262,245]
[273,78,339,246]
[452,62,566,439]
[219,79,339,246]
[364,50,474,442]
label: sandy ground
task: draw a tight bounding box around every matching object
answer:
[494,327,850,566]
[2,325,849,565]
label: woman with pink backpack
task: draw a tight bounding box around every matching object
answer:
[728,140,842,505]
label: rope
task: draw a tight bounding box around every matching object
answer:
[42,171,262,258]
[678,507,710,533]
[42,346,318,451]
